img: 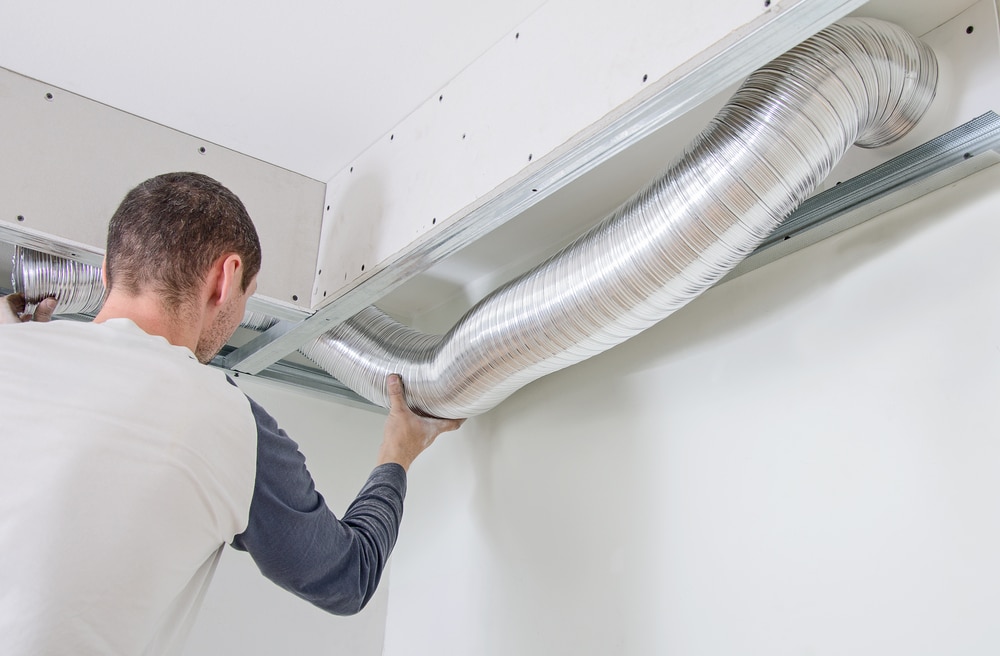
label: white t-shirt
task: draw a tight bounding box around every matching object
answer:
[0,319,257,655]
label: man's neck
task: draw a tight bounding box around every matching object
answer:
[95,292,201,354]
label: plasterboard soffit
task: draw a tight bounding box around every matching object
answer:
[311,0,865,308]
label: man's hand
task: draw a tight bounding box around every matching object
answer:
[1,294,57,324]
[377,374,465,472]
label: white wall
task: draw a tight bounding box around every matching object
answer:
[381,163,1000,655]
[184,376,390,655]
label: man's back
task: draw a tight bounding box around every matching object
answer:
[0,318,257,655]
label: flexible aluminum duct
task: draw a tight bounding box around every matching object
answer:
[9,18,937,419]
[12,247,106,315]
[300,17,938,418]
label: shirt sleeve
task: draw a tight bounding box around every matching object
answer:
[230,394,406,615]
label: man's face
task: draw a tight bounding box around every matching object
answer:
[194,275,258,364]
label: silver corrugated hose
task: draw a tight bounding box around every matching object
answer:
[12,247,107,315]
[300,17,938,418]
[10,18,937,419]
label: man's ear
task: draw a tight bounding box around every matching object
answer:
[100,258,109,289]
[210,254,244,307]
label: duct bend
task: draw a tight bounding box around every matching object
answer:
[301,18,938,418]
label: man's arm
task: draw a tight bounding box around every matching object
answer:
[0,294,57,324]
[232,374,463,615]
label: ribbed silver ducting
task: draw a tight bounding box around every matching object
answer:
[300,17,938,418]
[12,246,107,315]
[240,312,280,332]
[8,18,938,419]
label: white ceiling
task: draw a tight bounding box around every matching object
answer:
[0,0,546,181]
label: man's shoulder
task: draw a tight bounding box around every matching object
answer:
[0,318,96,351]
[2,318,241,402]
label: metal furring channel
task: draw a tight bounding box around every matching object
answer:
[10,18,937,419]
[300,17,938,418]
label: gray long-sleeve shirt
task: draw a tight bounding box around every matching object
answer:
[231,395,406,615]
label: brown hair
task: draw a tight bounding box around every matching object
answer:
[105,172,261,308]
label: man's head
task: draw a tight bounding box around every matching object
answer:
[104,172,262,362]
[105,172,261,308]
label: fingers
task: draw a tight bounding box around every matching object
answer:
[7,293,26,314]
[386,373,406,412]
[385,373,467,427]
[432,415,465,433]
[1,294,58,323]
[1,294,27,324]
[378,373,467,470]
[32,297,57,322]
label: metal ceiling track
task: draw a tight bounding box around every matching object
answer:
[211,346,377,412]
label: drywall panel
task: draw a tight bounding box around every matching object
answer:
[382,163,1000,655]
[0,0,548,181]
[185,375,390,655]
[0,67,324,310]
[312,0,867,307]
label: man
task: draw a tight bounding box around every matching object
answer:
[0,172,463,654]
